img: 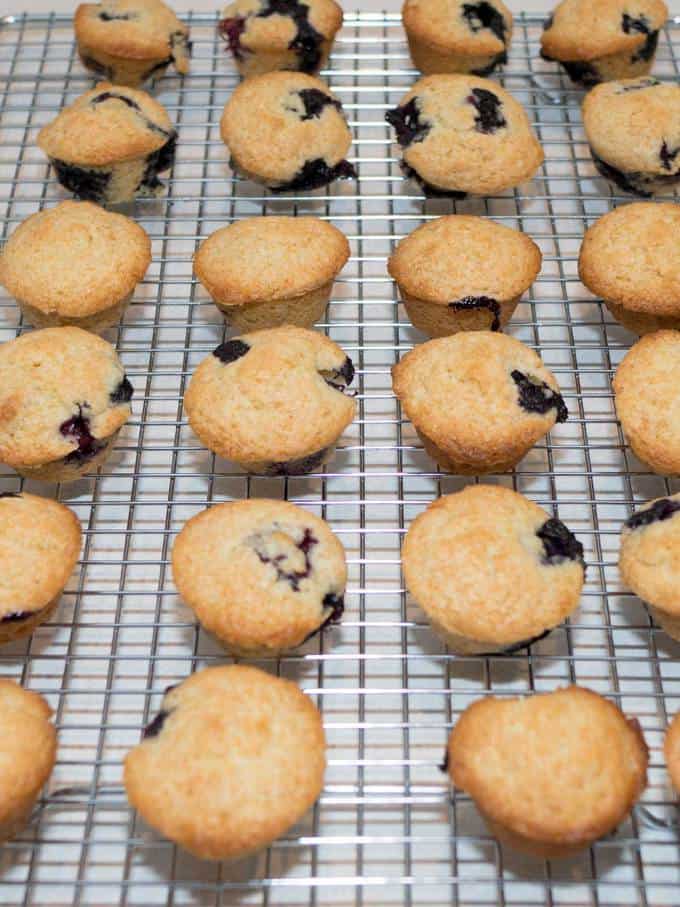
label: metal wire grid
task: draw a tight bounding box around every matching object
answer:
[0,8,679,905]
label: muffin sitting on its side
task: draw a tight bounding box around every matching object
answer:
[0,201,151,332]
[75,0,191,86]
[402,0,513,76]
[194,216,350,331]
[541,0,668,87]
[218,0,343,77]
[388,215,541,337]
[37,83,177,206]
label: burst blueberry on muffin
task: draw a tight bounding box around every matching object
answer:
[541,0,667,86]
[37,83,177,206]
[220,71,355,191]
[385,74,543,197]
[218,0,343,77]
[0,326,133,482]
[75,0,191,86]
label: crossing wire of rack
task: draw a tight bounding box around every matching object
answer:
[0,7,679,906]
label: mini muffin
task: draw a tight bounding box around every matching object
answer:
[446,686,648,858]
[664,713,680,792]
[613,330,680,475]
[579,203,680,334]
[0,493,81,644]
[392,332,568,474]
[402,0,513,76]
[218,0,343,77]
[403,486,584,654]
[0,201,151,332]
[184,327,355,475]
[0,327,133,482]
[0,680,57,843]
[75,0,191,87]
[124,664,326,861]
[220,71,355,191]
[172,499,346,655]
[620,493,680,640]
[385,74,543,197]
[388,215,541,337]
[582,78,680,197]
[37,83,176,206]
[194,216,350,331]
[541,0,667,86]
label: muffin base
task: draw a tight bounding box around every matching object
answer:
[400,162,468,199]
[214,281,333,332]
[401,290,518,337]
[406,34,506,76]
[231,156,356,193]
[235,444,336,477]
[11,428,121,483]
[416,427,530,475]
[603,300,680,336]
[541,36,658,87]
[16,293,132,334]
[225,39,333,78]
[77,47,172,87]
[0,597,59,646]
[482,812,594,859]
[649,605,680,643]
[590,149,680,198]
[0,801,41,846]
[426,614,554,655]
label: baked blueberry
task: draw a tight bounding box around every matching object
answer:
[512,369,569,423]
[626,497,680,530]
[537,517,585,567]
[212,339,250,364]
[449,296,501,332]
[467,86,506,133]
[143,708,171,739]
[384,97,432,147]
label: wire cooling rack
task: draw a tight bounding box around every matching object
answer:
[0,8,680,905]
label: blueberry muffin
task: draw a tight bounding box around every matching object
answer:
[620,493,680,641]
[664,712,680,793]
[194,216,350,331]
[388,215,541,337]
[37,83,176,206]
[172,499,346,655]
[0,327,133,482]
[613,330,680,475]
[582,78,680,197]
[220,71,355,191]
[218,0,343,78]
[0,681,57,843]
[392,332,567,474]
[446,686,648,858]
[402,0,513,76]
[124,664,326,861]
[184,326,355,475]
[0,201,151,332]
[541,0,667,87]
[385,74,543,197]
[0,493,81,644]
[579,203,680,334]
[403,486,584,654]
[75,0,191,86]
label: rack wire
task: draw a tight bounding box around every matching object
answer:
[0,8,679,905]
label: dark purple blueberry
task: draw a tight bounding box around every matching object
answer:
[264,446,331,476]
[542,12,554,30]
[622,13,658,63]
[540,50,601,86]
[79,54,114,79]
[110,377,133,405]
[661,141,680,172]
[385,97,431,148]
[99,10,136,19]
[0,611,35,623]
[218,16,247,61]
[91,91,141,111]
[511,369,568,423]
[271,158,357,192]
[400,162,467,199]
[141,56,174,81]
[301,591,345,642]
[622,13,650,34]
[439,750,449,773]
[51,159,111,203]
[461,2,506,43]
[292,88,342,120]
[257,0,324,73]
[0,492,21,498]
[536,518,585,567]
[60,408,105,464]
[252,527,319,591]
[212,339,250,364]
[138,133,177,193]
[143,709,171,739]
[470,50,507,76]
[322,356,355,393]
[615,77,660,93]
[590,149,658,197]
[467,87,506,134]
[626,498,680,530]
[632,29,658,62]
[449,296,501,331]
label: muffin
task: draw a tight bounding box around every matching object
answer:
[0,681,57,843]
[582,77,680,197]
[388,215,541,337]
[172,499,346,655]
[613,330,680,475]
[402,0,513,76]
[124,664,326,861]
[385,74,543,197]
[403,486,584,654]
[220,71,356,191]
[37,83,176,206]
[446,686,648,858]
[194,216,350,331]
[0,493,82,644]
[0,201,151,332]
[620,493,680,640]
[75,0,191,86]
[218,0,343,77]
[579,203,680,334]
[541,0,667,87]
[184,327,356,475]
[392,332,568,474]
[664,712,680,792]
[0,327,133,482]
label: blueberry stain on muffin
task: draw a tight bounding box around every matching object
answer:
[51,160,111,203]
[385,97,431,148]
[302,590,345,641]
[468,87,506,134]
[615,76,660,92]
[110,377,134,404]
[537,517,585,567]
[622,13,659,63]
[321,356,355,393]
[511,369,568,422]
[143,708,172,739]
[0,611,37,624]
[293,88,342,120]
[264,446,331,476]
[99,9,136,19]
[626,498,680,530]
[661,141,680,171]
[218,15,247,60]
[449,296,501,331]
[399,162,468,198]
[60,407,105,464]
[213,339,251,364]
[0,492,22,499]
[250,526,319,591]
[461,2,506,42]
[497,627,553,654]
[271,157,356,192]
